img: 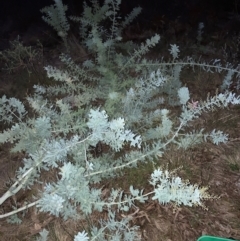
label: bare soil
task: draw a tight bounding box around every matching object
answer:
[0,11,240,241]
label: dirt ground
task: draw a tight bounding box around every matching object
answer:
[0,5,240,241]
[0,116,240,241]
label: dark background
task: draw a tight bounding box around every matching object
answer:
[0,0,238,48]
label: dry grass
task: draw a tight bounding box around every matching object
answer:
[0,27,240,241]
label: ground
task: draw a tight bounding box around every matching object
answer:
[0,6,240,241]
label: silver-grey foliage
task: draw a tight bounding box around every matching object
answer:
[1,0,240,240]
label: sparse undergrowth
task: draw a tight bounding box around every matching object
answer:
[0,1,240,241]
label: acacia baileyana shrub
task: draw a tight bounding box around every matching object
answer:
[1,1,240,240]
